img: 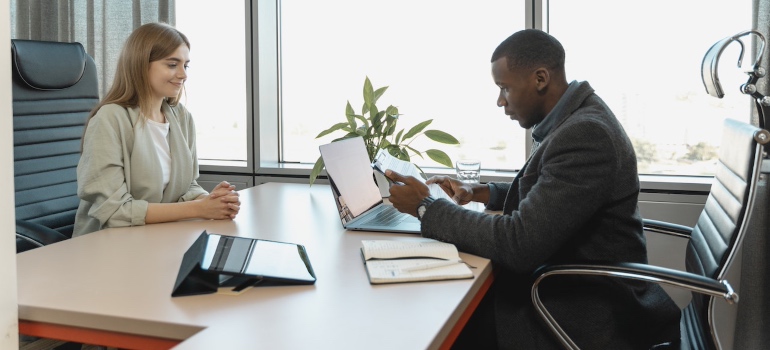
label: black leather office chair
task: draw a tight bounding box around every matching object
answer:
[530,30,770,350]
[12,39,99,253]
[531,118,767,350]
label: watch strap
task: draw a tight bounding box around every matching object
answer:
[417,196,436,220]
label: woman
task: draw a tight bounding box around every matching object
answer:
[73,22,240,237]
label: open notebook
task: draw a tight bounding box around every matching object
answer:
[319,137,422,234]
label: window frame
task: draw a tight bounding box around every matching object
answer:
[197,0,255,175]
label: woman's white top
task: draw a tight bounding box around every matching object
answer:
[146,118,171,190]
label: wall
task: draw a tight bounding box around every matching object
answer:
[0,0,20,348]
[197,174,254,193]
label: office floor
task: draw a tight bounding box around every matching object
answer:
[19,336,117,350]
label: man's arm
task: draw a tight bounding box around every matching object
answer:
[418,120,623,273]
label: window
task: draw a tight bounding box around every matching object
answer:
[176,1,249,167]
[549,0,752,176]
[279,0,527,172]
[274,0,752,178]
[248,0,753,180]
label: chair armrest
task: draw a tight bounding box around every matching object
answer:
[643,218,693,239]
[16,220,70,253]
[531,262,738,350]
[533,262,737,302]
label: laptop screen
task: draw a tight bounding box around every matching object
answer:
[328,176,381,225]
[319,137,383,217]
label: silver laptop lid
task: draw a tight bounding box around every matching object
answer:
[319,137,383,222]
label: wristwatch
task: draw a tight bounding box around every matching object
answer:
[416,196,436,221]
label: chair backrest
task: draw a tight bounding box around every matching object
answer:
[684,117,766,349]
[11,39,99,238]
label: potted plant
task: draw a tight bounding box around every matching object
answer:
[310,77,459,185]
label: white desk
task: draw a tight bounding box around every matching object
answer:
[17,183,494,349]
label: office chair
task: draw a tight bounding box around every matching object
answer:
[531,30,770,350]
[12,39,99,253]
[701,30,769,129]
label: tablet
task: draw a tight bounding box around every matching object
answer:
[200,233,316,285]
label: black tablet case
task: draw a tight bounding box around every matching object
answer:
[171,231,316,297]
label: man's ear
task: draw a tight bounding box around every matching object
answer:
[534,67,550,92]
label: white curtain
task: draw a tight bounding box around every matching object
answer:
[10,0,175,96]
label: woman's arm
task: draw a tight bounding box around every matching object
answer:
[78,106,149,228]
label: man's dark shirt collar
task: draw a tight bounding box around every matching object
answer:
[531,80,586,143]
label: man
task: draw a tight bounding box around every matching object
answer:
[386,29,681,349]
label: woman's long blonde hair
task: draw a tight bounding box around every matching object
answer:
[81,22,190,148]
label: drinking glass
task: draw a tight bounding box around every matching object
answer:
[455,159,481,184]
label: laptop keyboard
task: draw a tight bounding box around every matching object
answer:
[360,206,406,226]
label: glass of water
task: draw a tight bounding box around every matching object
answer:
[456,159,481,184]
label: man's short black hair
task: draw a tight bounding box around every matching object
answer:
[491,29,565,73]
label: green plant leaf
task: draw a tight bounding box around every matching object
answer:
[370,105,381,134]
[345,104,357,129]
[404,144,423,159]
[385,145,400,157]
[394,129,404,145]
[363,77,374,108]
[354,114,369,130]
[385,124,398,137]
[413,163,427,180]
[425,149,453,168]
[398,147,410,161]
[376,112,388,126]
[364,139,378,161]
[316,122,349,138]
[424,129,460,145]
[362,101,369,116]
[373,86,388,104]
[385,105,398,116]
[371,105,384,130]
[337,132,359,140]
[402,119,433,140]
[345,101,355,119]
[386,110,399,125]
[384,114,396,136]
[309,156,325,186]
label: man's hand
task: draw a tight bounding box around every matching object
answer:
[426,175,475,205]
[385,170,430,217]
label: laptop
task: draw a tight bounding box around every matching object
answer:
[319,137,421,234]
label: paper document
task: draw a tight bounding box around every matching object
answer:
[372,149,455,202]
[373,149,425,180]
